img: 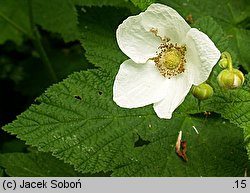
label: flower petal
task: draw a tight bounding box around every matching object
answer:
[113,59,170,108]
[116,3,191,64]
[116,14,161,63]
[141,3,191,43]
[153,73,192,119]
[185,28,221,85]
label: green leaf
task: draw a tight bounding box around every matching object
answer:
[113,116,249,176]
[79,6,129,71]
[234,28,250,71]
[0,0,80,43]
[178,72,250,159]
[244,73,250,88]
[0,152,81,177]
[192,16,229,52]
[32,0,80,42]
[2,68,249,176]
[198,80,250,160]
[201,89,250,130]
[130,0,155,10]
[0,0,31,45]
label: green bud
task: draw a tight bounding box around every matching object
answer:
[217,69,244,89]
[218,58,228,68]
[192,83,214,100]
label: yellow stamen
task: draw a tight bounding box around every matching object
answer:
[149,28,187,78]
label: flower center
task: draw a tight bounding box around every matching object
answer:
[153,42,186,78]
[161,49,182,70]
[149,28,187,78]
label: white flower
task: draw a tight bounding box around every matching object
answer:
[113,3,220,119]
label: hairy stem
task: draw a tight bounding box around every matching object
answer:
[28,0,57,82]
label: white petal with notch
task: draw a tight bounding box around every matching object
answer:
[116,3,192,64]
[141,3,191,43]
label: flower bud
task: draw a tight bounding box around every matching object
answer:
[218,58,228,68]
[192,83,214,100]
[217,69,244,89]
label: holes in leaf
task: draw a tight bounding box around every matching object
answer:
[134,134,150,147]
[74,95,82,100]
[98,91,103,95]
